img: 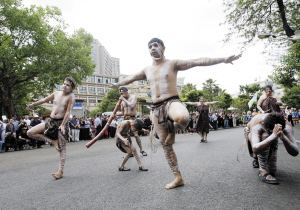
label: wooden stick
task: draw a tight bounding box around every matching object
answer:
[86,99,122,148]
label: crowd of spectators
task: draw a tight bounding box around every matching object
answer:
[0,114,153,152]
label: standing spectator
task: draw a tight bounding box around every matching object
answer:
[94,114,102,137]
[24,115,31,129]
[79,118,86,140]
[229,113,233,127]
[285,106,294,126]
[12,115,19,140]
[18,118,27,131]
[70,115,78,141]
[224,113,229,129]
[30,115,42,148]
[39,116,44,123]
[75,118,80,141]
[5,119,17,151]
[84,117,91,140]
[235,112,239,127]
[232,112,236,127]
[212,112,218,130]
[109,117,117,138]
[102,115,108,139]
[1,118,8,146]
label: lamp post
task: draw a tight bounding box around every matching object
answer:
[258,31,300,41]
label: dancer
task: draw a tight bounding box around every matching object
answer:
[116,119,148,171]
[257,85,282,113]
[26,77,76,179]
[242,112,248,127]
[117,87,147,156]
[244,112,298,184]
[184,96,220,143]
[109,38,241,189]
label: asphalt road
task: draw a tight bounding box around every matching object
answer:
[1,125,300,210]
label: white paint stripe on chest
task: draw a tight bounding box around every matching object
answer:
[159,61,171,95]
[146,68,156,100]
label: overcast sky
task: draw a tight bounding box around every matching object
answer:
[22,0,274,95]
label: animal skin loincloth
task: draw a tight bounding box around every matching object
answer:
[151,96,181,131]
[44,117,69,141]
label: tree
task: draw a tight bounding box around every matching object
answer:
[239,84,264,98]
[215,93,233,110]
[221,0,299,50]
[180,83,197,99]
[270,41,300,88]
[0,0,95,118]
[90,89,120,117]
[202,79,223,101]
[281,86,300,109]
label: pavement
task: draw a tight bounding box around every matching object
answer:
[1,124,300,210]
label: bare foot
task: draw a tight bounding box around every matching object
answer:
[50,140,60,151]
[52,171,63,179]
[165,130,175,145]
[165,177,184,189]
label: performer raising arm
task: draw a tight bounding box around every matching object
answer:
[109,38,241,189]
[26,77,76,179]
[184,96,221,143]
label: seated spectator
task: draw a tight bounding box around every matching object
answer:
[18,127,32,150]
[5,119,17,151]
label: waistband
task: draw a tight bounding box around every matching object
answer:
[50,117,64,121]
[125,115,136,119]
[152,95,180,106]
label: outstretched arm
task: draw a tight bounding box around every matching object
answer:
[206,101,221,105]
[26,93,55,110]
[109,70,146,89]
[183,102,198,106]
[174,54,242,71]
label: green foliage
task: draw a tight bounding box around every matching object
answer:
[281,86,300,109]
[90,89,120,117]
[239,84,264,97]
[202,79,224,101]
[180,83,197,99]
[221,0,299,49]
[33,106,51,116]
[270,41,300,88]
[215,93,233,110]
[0,0,95,117]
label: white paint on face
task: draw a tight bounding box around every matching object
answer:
[159,61,171,95]
[149,42,163,60]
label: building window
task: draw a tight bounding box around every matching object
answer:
[82,78,86,82]
[81,98,87,103]
[89,87,95,92]
[57,85,61,91]
[105,78,111,83]
[97,88,104,93]
[112,78,118,83]
[97,76,103,83]
[138,80,143,84]
[105,88,110,93]
[79,87,87,92]
[177,86,181,91]
[89,99,96,103]
[89,76,95,82]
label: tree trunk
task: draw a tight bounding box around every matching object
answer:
[276,0,295,37]
[3,89,16,119]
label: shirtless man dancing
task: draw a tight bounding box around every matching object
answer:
[110,38,241,189]
[26,77,76,179]
[244,112,299,184]
[117,87,147,156]
[116,118,148,171]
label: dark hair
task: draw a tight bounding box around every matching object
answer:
[265,85,273,92]
[264,112,286,133]
[96,114,100,117]
[133,119,143,130]
[148,38,164,47]
[65,77,76,89]
[120,87,128,92]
